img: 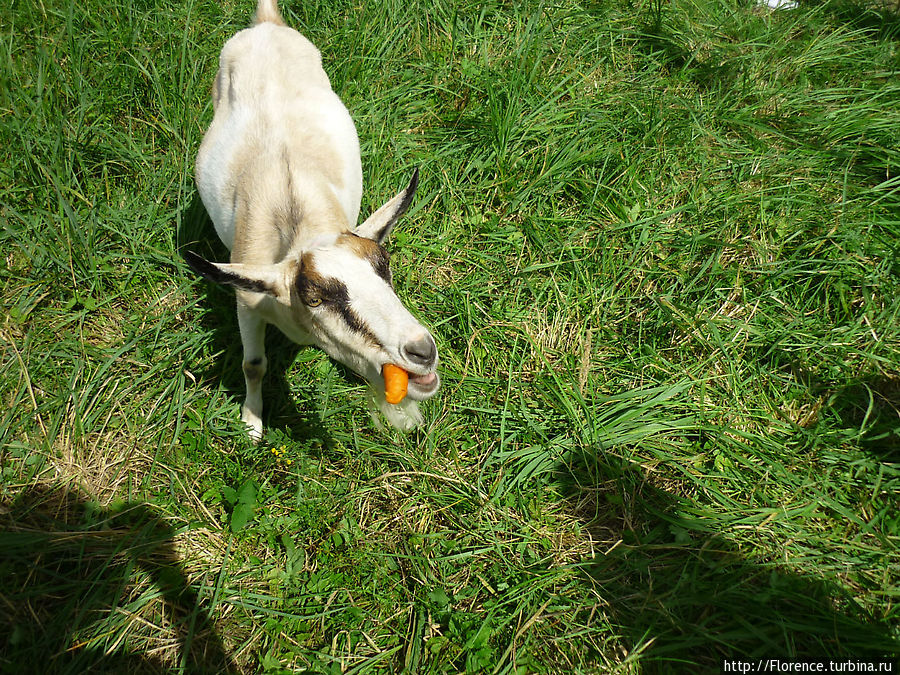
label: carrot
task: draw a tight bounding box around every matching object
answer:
[382,363,408,404]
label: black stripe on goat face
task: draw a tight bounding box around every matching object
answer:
[294,253,383,348]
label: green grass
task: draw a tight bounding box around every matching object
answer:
[2,0,899,671]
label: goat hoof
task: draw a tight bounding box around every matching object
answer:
[242,409,264,441]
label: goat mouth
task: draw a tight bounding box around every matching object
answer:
[407,370,440,399]
[410,372,436,387]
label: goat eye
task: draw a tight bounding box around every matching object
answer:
[306,297,322,307]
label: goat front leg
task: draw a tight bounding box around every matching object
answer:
[237,303,267,440]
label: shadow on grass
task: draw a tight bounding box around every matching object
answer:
[808,0,900,41]
[559,451,898,671]
[747,342,900,463]
[827,375,900,462]
[0,484,239,674]
[176,192,334,448]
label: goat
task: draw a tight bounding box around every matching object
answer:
[186,0,440,439]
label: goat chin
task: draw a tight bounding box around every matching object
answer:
[367,390,424,432]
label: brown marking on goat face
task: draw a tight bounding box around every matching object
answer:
[294,252,326,301]
[336,232,392,284]
[294,252,352,307]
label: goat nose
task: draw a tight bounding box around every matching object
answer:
[402,334,437,367]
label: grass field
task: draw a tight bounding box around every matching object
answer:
[2,0,899,671]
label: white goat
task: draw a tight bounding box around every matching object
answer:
[186,0,440,438]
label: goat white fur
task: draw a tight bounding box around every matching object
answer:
[187,0,440,438]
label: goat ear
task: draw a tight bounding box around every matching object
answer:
[355,168,419,244]
[184,251,285,296]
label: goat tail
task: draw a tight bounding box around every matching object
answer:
[254,0,285,25]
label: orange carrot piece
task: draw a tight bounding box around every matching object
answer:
[383,364,408,404]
